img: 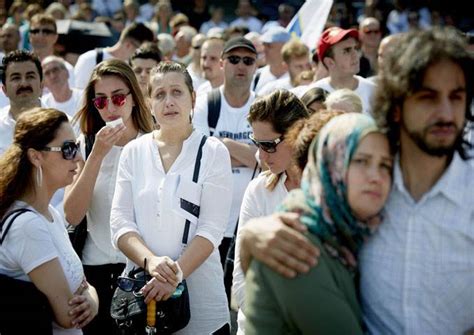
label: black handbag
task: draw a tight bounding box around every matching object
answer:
[110,268,190,334]
[110,135,208,334]
[0,208,54,335]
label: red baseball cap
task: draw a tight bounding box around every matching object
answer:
[317,27,359,61]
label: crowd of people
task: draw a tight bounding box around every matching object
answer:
[0,1,473,335]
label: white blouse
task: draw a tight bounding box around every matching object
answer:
[111,130,233,334]
[233,172,289,335]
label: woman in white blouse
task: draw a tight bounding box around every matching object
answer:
[0,108,98,334]
[232,89,309,334]
[111,62,233,334]
[64,59,154,334]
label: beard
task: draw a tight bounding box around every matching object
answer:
[402,121,463,157]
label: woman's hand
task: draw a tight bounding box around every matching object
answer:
[90,124,126,158]
[240,212,320,278]
[141,277,178,304]
[146,255,179,286]
[68,282,99,329]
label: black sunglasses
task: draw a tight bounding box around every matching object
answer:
[30,28,56,35]
[41,140,79,160]
[117,275,147,293]
[226,55,256,66]
[249,134,284,153]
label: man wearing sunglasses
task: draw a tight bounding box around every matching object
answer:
[193,36,259,272]
[358,17,382,78]
[29,14,75,90]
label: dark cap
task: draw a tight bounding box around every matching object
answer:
[222,37,257,55]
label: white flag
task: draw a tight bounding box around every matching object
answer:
[286,0,334,49]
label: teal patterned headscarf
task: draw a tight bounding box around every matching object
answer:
[280,113,386,267]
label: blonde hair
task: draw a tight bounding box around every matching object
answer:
[325,89,363,114]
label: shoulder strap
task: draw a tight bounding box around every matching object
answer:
[95,48,103,65]
[207,88,221,136]
[0,209,33,245]
[253,71,261,91]
[85,135,95,160]
[182,135,207,245]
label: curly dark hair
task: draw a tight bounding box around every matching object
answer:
[372,27,473,158]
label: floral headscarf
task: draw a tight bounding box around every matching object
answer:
[279,113,386,267]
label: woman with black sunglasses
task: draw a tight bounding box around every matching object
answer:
[233,89,309,334]
[0,108,98,334]
[64,59,154,335]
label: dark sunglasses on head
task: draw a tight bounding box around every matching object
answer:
[249,134,284,153]
[30,28,56,35]
[92,92,130,110]
[41,140,79,160]
[226,55,256,66]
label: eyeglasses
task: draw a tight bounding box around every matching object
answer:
[41,140,79,160]
[30,28,56,35]
[226,55,256,66]
[92,92,130,110]
[249,134,284,153]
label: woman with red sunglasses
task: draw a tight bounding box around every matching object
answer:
[0,108,98,334]
[64,59,154,335]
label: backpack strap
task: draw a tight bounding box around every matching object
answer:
[253,71,261,91]
[207,88,221,136]
[95,48,104,65]
[182,135,207,245]
[0,209,33,245]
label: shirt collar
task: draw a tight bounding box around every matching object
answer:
[392,152,471,208]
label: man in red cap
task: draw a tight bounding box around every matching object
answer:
[296,26,376,115]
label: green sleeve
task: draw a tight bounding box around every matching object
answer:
[244,234,364,335]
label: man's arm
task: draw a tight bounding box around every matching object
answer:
[221,138,257,168]
[239,212,320,278]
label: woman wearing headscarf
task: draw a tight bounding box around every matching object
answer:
[244,113,393,334]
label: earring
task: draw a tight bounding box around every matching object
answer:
[189,109,194,124]
[35,165,43,188]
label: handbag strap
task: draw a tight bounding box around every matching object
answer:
[0,208,33,245]
[182,135,207,245]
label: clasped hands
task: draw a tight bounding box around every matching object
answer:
[141,255,183,303]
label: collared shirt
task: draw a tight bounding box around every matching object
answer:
[359,153,474,334]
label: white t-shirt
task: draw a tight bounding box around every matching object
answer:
[233,173,288,334]
[187,64,206,93]
[296,75,377,115]
[196,80,213,97]
[77,134,130,266]
[253,65,289,94]
[111,131,233,334]
[258,76,294,96]
[0,202,84,334]
[0,106,15,156]
[42,88,84,118]
[230,17,263,33]
[193,86,257,237]
[74,49,113,89]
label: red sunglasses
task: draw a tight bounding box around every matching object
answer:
[92,92,130,110]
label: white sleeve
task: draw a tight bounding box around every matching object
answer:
[74,52,95,89]
[232,179,263,309]
[194,140,233,247]
[192,94,211,136]
[110,145,140,248]
[2,213,58,275]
